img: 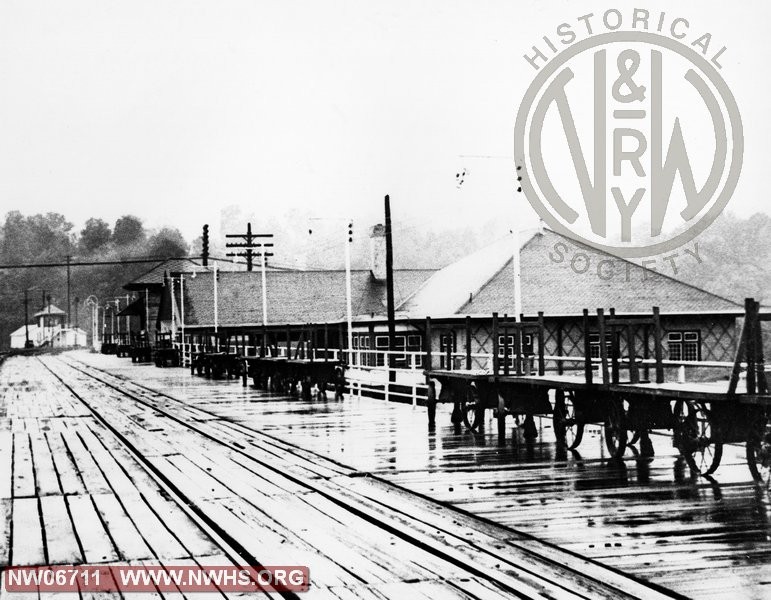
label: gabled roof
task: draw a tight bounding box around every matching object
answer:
[125,257,293,290]
[33,304,66,318]
[167,269,436,328]
[124,258,209,290]
[398,228,541,317]
[455,229,742,316]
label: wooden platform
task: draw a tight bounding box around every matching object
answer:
[66,350,771,600]
[0,354,683,600]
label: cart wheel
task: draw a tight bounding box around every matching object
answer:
[554,391,584,450]
[460,384,483,433]
[674,400,723,476]
[604,399,628,458]
[747,421,771,488]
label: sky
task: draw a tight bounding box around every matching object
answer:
[0,0,768,249]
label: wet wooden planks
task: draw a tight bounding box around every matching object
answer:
[0,357,274,600]
[70,350,771,600]
[42,354,684,599]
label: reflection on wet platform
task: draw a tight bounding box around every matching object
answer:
[78,351,771,600]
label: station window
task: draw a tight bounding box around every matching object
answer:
[589,333,614,359]
[668,331,701,362]
[497,334,534,369]
[407,335,423,367]
[439,332,456,369]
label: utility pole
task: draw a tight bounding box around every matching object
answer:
[385,195,396,382]
[23,288,34,348]
[225,223,273,272]
[213,263,219,349]
[125,294,130,338]
[344,221,353,362]
[66,255,71,328]
[514,164,524,322]
[144,288,150,333]
[260,250,268,326]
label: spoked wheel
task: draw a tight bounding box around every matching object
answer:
[554,391,584,450]
[674,400,723,476]
[747,418,771,488]
[460,384,484,433]
[604,398,628,458]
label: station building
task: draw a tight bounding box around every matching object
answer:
[148,226,743,381]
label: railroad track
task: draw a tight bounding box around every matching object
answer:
[35,354,684,600]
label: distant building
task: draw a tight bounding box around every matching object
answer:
[118,257,271,344]
[9,303,87,349]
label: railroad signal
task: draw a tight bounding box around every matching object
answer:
[202,224,210,266]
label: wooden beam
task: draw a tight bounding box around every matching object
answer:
[465,316,472,371]
[754,300,768,395]
[746,298,757,395]
[425,317,432,373]
[556,322,564,376]
[537,312,546,376]
[609,308,619,384]
[503,318,510,376]
[582,309,593,385]
[627,323,639,384]
[653,307,664,384]
[492,313,500,376]
[597,309,610,385]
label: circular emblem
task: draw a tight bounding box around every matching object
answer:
[514,32,743,258]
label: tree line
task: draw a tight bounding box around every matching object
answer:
[0,212,189,350]
[0,209,768,352]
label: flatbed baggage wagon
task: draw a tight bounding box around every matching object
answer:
[424,300,771,483]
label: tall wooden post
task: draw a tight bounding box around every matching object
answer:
[537,312,546,376]
[465,316,472,370]
[597,309,610,385]
[653,306,664,384]
[425,317,435,428]
[425,317,433,373]
[502,317,510,376]
[582,309,592,384]
[627,323,639,384]
[385,195,396,383]
[66,255,71,328]
[754,300,767,394]
[609,308,619,384]
[746,298,757,395]
[556,321,564,376]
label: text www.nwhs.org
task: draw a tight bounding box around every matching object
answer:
[2,565,310,592]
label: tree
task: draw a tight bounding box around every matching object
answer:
[79,218,111,253]
[147,227,189,257]
[0,211,73,263]
[112,216,145,246]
